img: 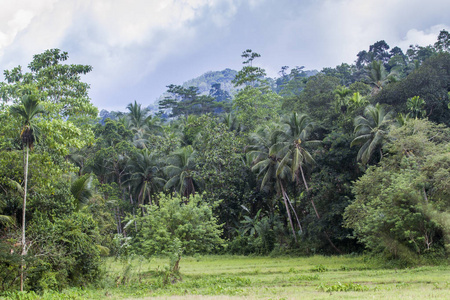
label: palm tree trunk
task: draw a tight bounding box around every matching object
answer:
[281,187,302,233]
[20,145,29,292]
[299,164,319,218]
[279,181,297,243]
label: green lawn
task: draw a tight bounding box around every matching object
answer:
[3,255,450,299]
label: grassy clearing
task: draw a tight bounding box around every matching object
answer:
[2,255,449,299]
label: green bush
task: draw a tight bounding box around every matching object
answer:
[129,193,225,258]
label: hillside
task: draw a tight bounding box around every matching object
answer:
[181,68,239,96]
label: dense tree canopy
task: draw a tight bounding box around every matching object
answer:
[1,30,450,293]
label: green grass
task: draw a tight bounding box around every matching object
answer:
[2,255,449,299]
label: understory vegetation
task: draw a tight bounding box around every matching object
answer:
[0,31,450,296]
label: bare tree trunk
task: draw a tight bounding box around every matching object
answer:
[20,145,29,292]
[282,188,303,233]
[280,182,297,243]
[115,207,121,235]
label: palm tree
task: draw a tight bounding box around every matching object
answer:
[164,145,197,198]
[351,103,393,164]
[126,101,150,133]
[9,94,44,291]
[334,86,352,113]
[347,92,368,111]
[221,112,243,132]
[274,113,342,253]
[126,100,158,149]
[276,113,316,188]
[70,174,94,211]
[126,150,165,208]
[366,60,397,93]
[248,124,301,242]
[406,96,426,119]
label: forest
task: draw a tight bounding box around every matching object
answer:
[0,30,449,296]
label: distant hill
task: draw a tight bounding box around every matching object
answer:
[99,67,318,121]
[181,68,239,96]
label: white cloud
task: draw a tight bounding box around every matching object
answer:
[1,0,450,110]
[398,25,450,50]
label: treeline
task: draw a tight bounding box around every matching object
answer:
[1,31,450,292]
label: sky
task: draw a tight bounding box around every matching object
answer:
[1,0,449,112]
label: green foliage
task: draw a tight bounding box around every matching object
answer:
[345,119,450,260]
[287,74,340,125]
[190,115,252,237]
[351,103,393,164]
[374,52,450,126]
[1,49,97,118]
[311,264,328,272]
[317,282,369,292]
[26,212,103,290]
[434,29,450,52]
[232,86,281,131]
[129,193,224,257]
[126,149,165,206]
[159,84,223,118]
[406,96,426,118]
[164,145,197,197]
[232,49,267,87]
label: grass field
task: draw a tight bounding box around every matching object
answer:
[3,255,450,299]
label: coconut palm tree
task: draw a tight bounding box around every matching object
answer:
[248,124,302,242]
[272,113,343,253]
[9,94,44,291]
[126,150,165,208]
[221,112,243,133]
[275,113,317,188]
[126,101,150,133]
[164,145,197,198]
[351,103,393,164]
[366,60,397,93]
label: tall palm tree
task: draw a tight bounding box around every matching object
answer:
[9,94,44,291]
[126,101,150,134]
[164,145,197,198]
[248,124,301,242]
[276,113,316,187]
[351,103,393,164]
[274,113,342,253]
[126,150,165,208]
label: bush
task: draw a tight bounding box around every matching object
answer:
[129,193,225,258]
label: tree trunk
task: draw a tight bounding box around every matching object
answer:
[282,188,303,233]
[20,145,29,292]
[280,181,297,243]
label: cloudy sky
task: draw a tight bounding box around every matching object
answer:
[1,0,449,111]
